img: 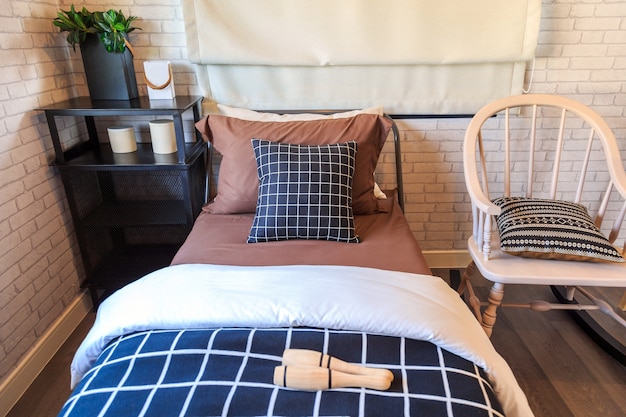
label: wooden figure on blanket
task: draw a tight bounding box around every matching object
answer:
[275,349,394,391]
[273,365,393,391]
[282,349,394,381]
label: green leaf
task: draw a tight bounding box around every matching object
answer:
[52,5,140,53]
[73,13,86,29]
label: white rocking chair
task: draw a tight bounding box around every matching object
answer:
[460,94,626,338]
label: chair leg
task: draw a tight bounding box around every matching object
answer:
[460,262,483,323]
[458,262,506,337]
[456,264,471,295]
[482,282,505,337]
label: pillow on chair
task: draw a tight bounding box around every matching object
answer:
[493,196,625,263]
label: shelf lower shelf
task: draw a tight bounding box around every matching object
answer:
[82,200,187,227]
[85,244,179,290]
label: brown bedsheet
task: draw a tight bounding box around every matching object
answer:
[171,192,431,275]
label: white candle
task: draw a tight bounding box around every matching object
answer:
[107,126,137,153]
[149,119,178,154]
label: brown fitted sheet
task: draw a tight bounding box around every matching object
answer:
[171,191,431,275]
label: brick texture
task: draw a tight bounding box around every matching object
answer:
[1,0,625,386]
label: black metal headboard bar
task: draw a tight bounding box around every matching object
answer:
[387,114,474,119]
[385,114,404,212]
[383,113,477,212]
[204,111,476,210]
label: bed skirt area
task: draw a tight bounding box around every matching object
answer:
[59,327,504,417]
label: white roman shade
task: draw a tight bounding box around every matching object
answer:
[182,0,541,114]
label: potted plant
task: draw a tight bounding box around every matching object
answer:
[53,6,141,101]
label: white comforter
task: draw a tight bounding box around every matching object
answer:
[71,264,534,417]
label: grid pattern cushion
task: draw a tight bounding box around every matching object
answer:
[247,139,359,243]
[493,196,625,263]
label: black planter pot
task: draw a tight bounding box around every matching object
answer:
[80,34,139,101]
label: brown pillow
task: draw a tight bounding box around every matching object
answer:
[196,113,393,215]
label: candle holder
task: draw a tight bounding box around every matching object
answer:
[107,126,137,153]
[149,119,177,154]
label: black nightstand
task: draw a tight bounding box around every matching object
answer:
[38,96,206,307]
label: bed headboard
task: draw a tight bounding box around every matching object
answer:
[182,0,541,115]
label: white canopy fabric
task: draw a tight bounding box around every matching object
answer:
[183,0,541,114]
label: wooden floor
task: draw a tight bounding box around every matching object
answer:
[7,270,626,417]
[6,312,96,417]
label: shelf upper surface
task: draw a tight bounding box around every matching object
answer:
[37,95,203,114]
[56,143,205,168]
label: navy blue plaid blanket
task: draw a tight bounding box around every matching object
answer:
[59,327,505,417]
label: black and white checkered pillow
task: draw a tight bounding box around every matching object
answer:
[493,196,624,263]
[247,139,359,243]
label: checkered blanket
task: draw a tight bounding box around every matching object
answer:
[67,264,534,417]
[59,327,505,417]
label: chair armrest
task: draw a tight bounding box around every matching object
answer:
[463,134,501,216]
[467,182,501,216]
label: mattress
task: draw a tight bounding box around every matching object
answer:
[172,192,431,275]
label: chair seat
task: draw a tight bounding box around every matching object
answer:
[468,236,626,287]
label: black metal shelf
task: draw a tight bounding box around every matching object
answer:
[38,96,206,308]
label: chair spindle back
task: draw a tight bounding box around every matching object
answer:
[465,94,626,258]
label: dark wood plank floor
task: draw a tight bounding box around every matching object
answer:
[443,268,626,417]
[6,313,95,417]
[7,270,626,417]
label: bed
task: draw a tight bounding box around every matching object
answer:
[57,109,534,417]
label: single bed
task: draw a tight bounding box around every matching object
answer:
[58,109,534,417]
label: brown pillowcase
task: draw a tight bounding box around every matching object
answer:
[196,113,393,215]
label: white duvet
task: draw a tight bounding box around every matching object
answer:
[71,264,534,417]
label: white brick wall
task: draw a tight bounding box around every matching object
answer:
[0,0,84,384]
[1,0,625,387]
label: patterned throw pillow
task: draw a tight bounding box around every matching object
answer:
[247,139,359,243]
[493,197,624,263]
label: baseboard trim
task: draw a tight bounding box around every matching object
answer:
[0,292,91,417]
[423,250,471,269]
